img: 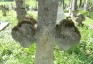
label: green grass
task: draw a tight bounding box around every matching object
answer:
[0,2,15,5]
[0,10,17,26]
[84,17,93,26]
[25,0,37,7]
[0,1,37,7]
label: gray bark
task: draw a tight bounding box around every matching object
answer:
[69,0,72,16]
[1,5,6,16]
[34,0,58,64]
[79,0,82,7]
[15,0,26,23]
[71,0,77,11]
[11,16,37,48]
[63,0,65,9]
[75,13,85,26]
[56,18,81,50]
[70,0,77,17]
[83,0,89,10]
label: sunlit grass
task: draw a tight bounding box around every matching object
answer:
[0,2,15,5]
[84,17,93,26]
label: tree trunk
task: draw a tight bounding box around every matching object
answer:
[72,0,77,11]
[62,0,65,9]
[79,0,82,7]
[34,0,58,64]
[83,0,88,10]
[71,0,77,17]
[69,0,72,16]
[1,5,6,16]
[15,0,26,23]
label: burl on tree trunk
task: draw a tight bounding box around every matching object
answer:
[11,16,37,47]
[11,0,81,64]
[11,16,81,63]
[56,18,81,50]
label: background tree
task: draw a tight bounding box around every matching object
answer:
[1,5,6,16]
[83,0,89,10]
[15,0,26,23]
[34,0,58,64]
[70,0,77,17]
[79,0,82,7]
[58,0,65,9]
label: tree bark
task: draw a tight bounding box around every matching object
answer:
[79,0,82,7]
[71,0,77,17]
[62,0,65,9]
[34,0,58,64]
[1,5,6,16]
[15,0,26,23]
[72,0,77,11]
[83,0,88,10]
